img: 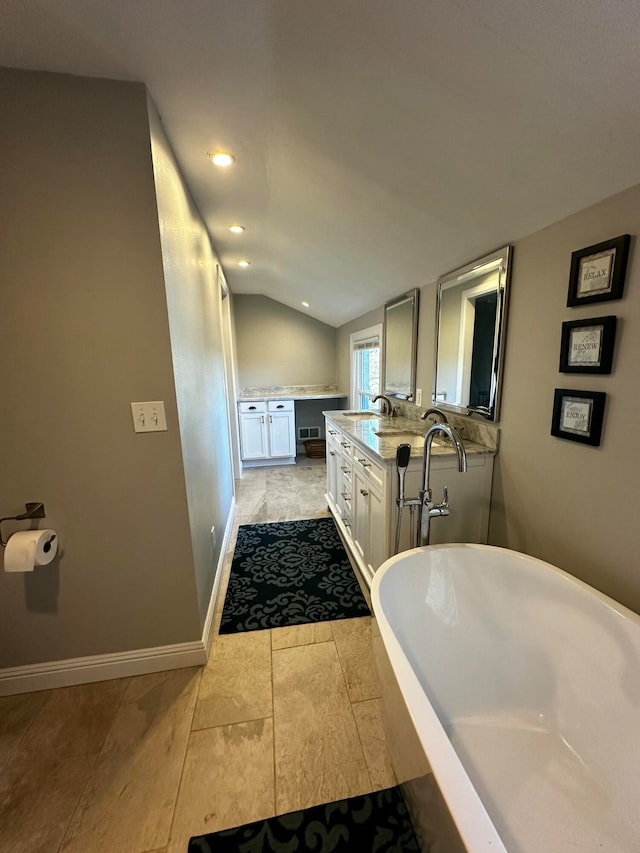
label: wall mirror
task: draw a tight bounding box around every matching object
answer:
[384,289,420,401]
[433,246,512,420]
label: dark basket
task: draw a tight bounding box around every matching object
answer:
[304,439,326,458]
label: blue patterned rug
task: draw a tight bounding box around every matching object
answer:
[219,517,370,634]
[188,787,419,852]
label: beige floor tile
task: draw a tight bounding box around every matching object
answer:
[331,617,381,702]
[236,489,267,516]
[167,718,275,853]
[272,641,370,813]
[23,678,128,758]
[0,750,97,853]
[236,508,269,524]
[193,630,272,729]
[60,667,200,853]
[352,698,396,790]
[271,621,333,651]
[0,690,50,772]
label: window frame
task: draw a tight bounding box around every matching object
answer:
[349,323,383,411]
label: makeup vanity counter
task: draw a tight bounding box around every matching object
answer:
[323,410,497,588]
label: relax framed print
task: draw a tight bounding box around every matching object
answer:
[567,234,630,307]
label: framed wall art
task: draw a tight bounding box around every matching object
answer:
[559,315,617,374]
[566,234,630,307]
[551,389,606,446]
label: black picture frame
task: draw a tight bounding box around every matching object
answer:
[551,389,606,446]
[559,315,617,374]
[567,234,630,307]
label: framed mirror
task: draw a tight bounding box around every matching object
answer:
[433,246,512,420]
[384,289,420,401]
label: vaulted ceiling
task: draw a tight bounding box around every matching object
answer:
[2,1,640,326]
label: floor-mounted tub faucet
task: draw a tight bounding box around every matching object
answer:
[419,422,467,546]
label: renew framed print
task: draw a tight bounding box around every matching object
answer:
[567,234,630,307]
[559,315,617,374]
[551,389,606,446]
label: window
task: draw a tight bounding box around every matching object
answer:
[350,324,382,411]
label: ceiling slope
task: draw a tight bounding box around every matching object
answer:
[2,0,640,325]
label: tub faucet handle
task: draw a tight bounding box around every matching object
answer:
[428,486,450,519]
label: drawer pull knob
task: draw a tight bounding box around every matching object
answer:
[341,493,351,501]
[328,430,337,435]
[360,488,369,497]
[357,457,371,468]
[329,451,336,457]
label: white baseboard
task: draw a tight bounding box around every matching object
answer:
[201,495,236,656]
[0,641,207,697]
[0,497,238,697]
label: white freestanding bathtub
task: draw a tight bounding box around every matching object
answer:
[371,544,640,853]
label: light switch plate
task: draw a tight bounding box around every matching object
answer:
[415,388,423,406]
[131,401,167,433]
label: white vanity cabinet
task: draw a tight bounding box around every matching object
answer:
[239,400,296,466]
[324,415,494,587]
[351,448,387,580]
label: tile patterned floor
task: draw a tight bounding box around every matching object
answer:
[0,456,395,853]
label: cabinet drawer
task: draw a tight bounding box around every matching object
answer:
[353,449,385,490]
[339,436,354,456]
[267,399,294,412]
[239,401,266,414]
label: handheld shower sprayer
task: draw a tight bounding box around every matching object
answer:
[394,443,412,554]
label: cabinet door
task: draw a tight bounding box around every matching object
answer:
[366,482,387,575]
[268,411,295,457]
[239,412,268,460]
[326,435,340,506]
[351,465,369,563]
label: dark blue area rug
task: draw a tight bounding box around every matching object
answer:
[219,517,370,634]
[188,786,420,852]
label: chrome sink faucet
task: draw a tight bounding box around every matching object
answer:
[419,422,467,546]
[421,406,448,424]
[372,394,398,417]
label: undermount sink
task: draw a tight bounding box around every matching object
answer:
[375,429,424,437]
[375,430,449,448]
[342,411,380,419]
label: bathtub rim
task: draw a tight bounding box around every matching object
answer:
[371,542,640,853]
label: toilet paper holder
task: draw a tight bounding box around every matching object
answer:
[0,502,46,548]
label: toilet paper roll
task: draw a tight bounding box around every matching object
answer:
[3,529,58,573]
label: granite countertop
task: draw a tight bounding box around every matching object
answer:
[238,385,348,402]
[239,392,349,402]
[323,410,495,463]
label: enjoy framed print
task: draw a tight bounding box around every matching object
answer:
[567,234,630,307]
[559,315,617,374]
[551,389,606,446]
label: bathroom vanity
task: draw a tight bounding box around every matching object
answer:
[324,410,496,587]
[238,400,297,466]
[238,385,348,467]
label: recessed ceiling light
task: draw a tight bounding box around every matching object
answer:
[229,225,245,233]
[238,260,251,268]
[301,301,310,308]
[210,151,235,167]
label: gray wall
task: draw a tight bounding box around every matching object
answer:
[148,100,234,625]
[234,295,337,389]
[337,183,640,615]
[0,69,202,667]
[336,307,384,404]
[490,184,640,614]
